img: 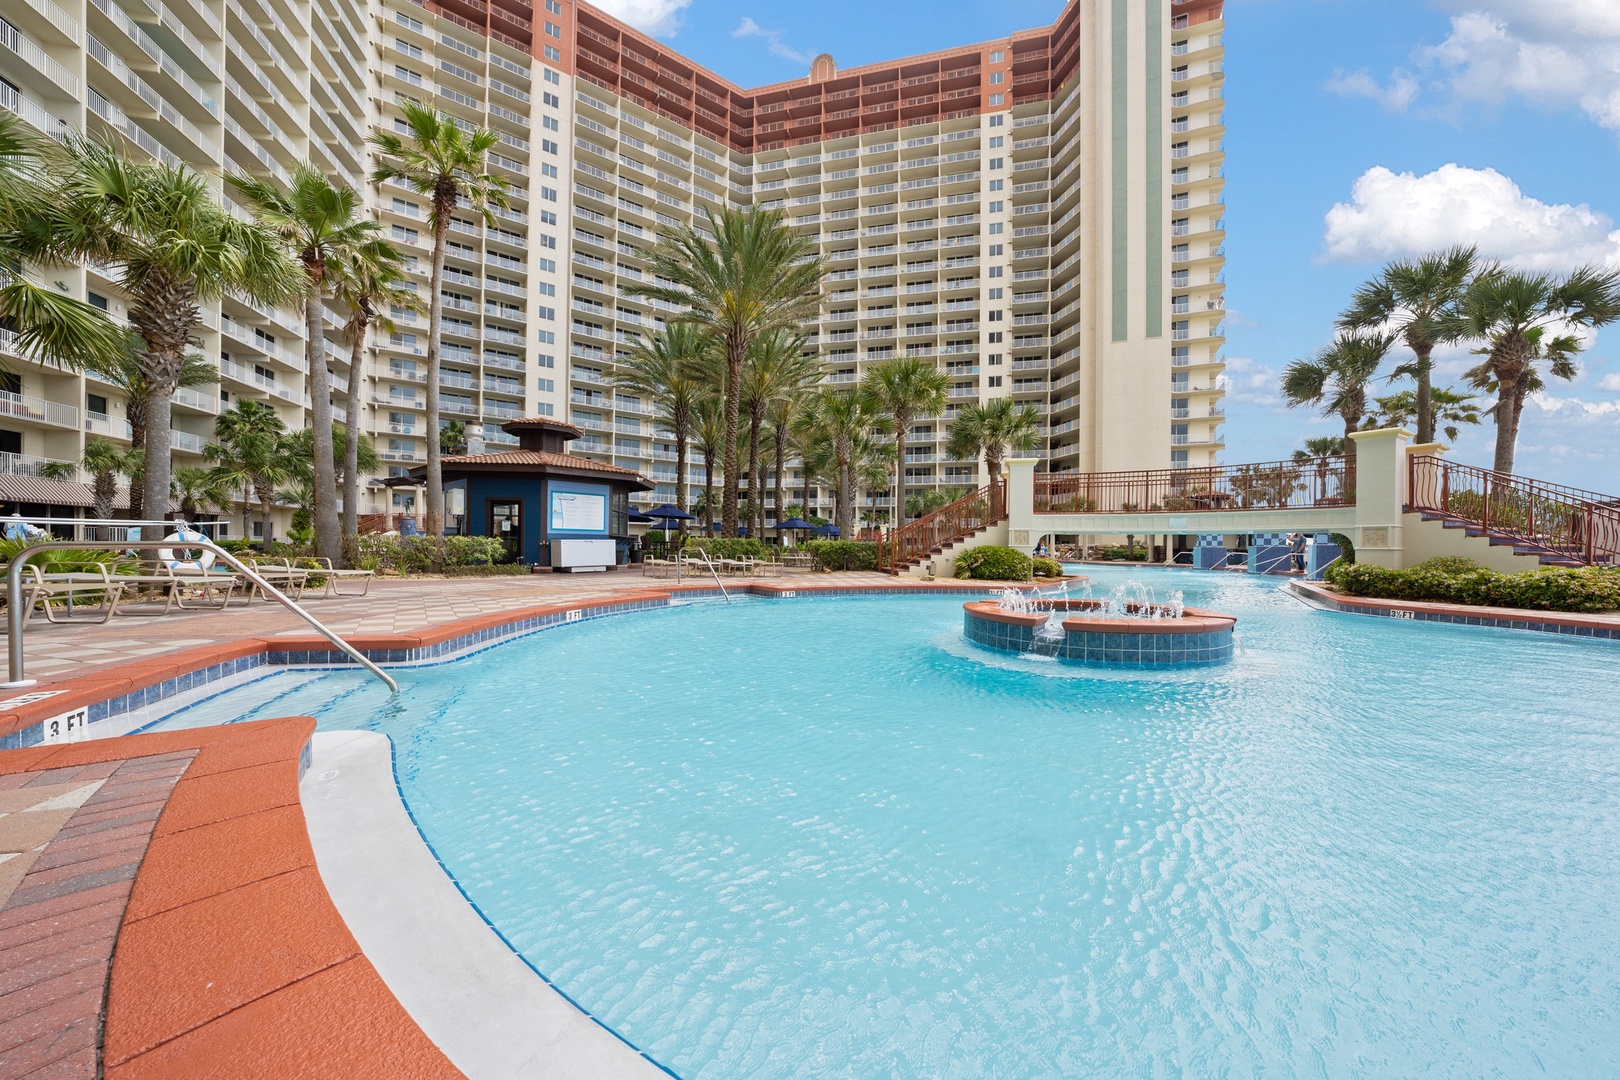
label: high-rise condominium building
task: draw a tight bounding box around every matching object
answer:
[0,0,1224,531]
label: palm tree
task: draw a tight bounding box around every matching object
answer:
[740,329,818,537]
[439,419,469,456]
[171,465,233,525]
[765,390,812,542]
[690,396,726,532]
[799,388,885,538]
[1280,331,1395,473]
[25,138,300,539]
[207,400,291,543]
[0,115,127,372]
[1291,435,1346,463]
[228,164,394,563]
[331,240,415,550]
[1370,386,1482,443]
[1436,267,1620,474]
[1340,246,1478,444]
[633,206,823,537]
[944,397,1043,482]
[40,438,141,526]
[370,103,508,538]
[863,356,950,525]
[615,323,710,519]
[84,346,215,519]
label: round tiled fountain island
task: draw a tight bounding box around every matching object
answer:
[964,585,1237,668]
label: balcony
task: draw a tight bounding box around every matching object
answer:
[0,389,78,429]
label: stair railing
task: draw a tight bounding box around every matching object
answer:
[1408,456,1620,566]
[881,480,1006,573]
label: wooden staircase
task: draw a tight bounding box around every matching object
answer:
[878,481,1007,574]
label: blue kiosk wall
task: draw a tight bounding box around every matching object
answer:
[447,477,615,566]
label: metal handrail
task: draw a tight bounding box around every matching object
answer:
[686,547,731,603]
[1308,553,1345,582]
[2,524,398,693]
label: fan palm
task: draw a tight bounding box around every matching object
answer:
[0,115,128,372]
[1280,331,1395,472]
[332,239,416,548]
[370,103,508,538]
[1370,386,1482,444]
[632,206,822,536]
[22,138,300,539]
[739,329,818,537]
[765,389,812,540]
[228,164,393,563]
[85,346,215,519]
[1435,266,1620,474]
[862,356,950,524]
[39,438,141,527]
[943,397,1043,482]
[1290,435,1347,463]
[615,323,710,520]
[439,419,468,456]
[1339,246,1479,444]
[171,465,233,525]
[206,401,292,542]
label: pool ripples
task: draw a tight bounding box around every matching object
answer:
[150,570,1620,1078]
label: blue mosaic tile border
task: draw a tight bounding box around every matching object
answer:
[963,611,1234,668]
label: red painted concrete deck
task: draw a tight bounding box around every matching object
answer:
[0,719,463,1079]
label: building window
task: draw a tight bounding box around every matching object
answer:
[988,200,1004,212]
[545,68,560,84]
[987,353,1002,365]
[543,116,560,131]
[989,157,1003,169]
[988,332,1003,343]
[546,0,561,11]
[537,353,555,368]
[988,137,1003,149]
[987,375,1002,387]
[989,94,1004,106]
[538,257,556,272]
[989,72,1005,85]
[543,92,560,108]
[988,266,1003,277]
[987,222,1003,234]
[544,45,561,62]
[988,310,1003,321]
[988,287,1003,299]
[544,21,561,37]
[988,179,1003,191]
[538,330,556,344]
[542,139,558,154]
[988,244,1003,256]
[989,50,1004,63]
[989,114,1004,127]
[87,393,107,415]
[88,292,108,311]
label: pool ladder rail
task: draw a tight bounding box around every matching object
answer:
[2,519,399,694]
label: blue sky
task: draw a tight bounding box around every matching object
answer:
[598,0,1620,490]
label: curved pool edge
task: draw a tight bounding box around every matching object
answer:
[301,730,675,1080]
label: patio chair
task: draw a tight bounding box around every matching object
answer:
[308,558,376,598]
[7,564,130,626]
[243,558,312,601]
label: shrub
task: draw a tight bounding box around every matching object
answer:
[954,545,1033,581]
[686,537,766,561]
[1031,556,1063,578]
[1324,556,1620,614]
[804,539,878,571]
[0,537,133,575]
[1092,545,1148,562]
[355,534,510,575]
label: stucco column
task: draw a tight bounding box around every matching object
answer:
[1005,458,1038,554]
[1347,427,1411,568]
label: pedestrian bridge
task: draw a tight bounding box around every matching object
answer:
[881,429,1617,574]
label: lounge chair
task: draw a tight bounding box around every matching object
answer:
[243,558,312,600]
[308,558,375,598]
[6,564,129,626]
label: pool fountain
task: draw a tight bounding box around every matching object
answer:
[968,579,1234,666]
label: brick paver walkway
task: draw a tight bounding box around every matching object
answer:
[10,569,949,683]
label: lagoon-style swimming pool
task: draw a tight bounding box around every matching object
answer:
[146,568,1620,1078]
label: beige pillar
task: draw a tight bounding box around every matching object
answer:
[1005,458,1038,554]
[1348,427,1411,568]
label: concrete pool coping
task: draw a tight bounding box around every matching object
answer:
[300,730,672,1080]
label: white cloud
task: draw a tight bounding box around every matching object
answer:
[1217,356,1283,407]
[591,0,691,37]
[732,16,812,66]
[1599,373,1620,392]
[1527,390,1620,418]
[1348,3,1620,137]
[1321,164,1620,270]
[1325,68,1420,112]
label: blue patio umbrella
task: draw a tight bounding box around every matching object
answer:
[775,516,815,548]
[644,504,695,533]
[629,511,657,524]
[814,523,841,537]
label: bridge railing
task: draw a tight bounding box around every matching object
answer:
[1035,457,1352,514]
[1409,456,1620,565]
[879,480,1005,572]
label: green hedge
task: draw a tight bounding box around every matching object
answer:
[685,537,767,561]
[803,539,878,571]
[355,534,510,575]
[1032,556,1063,578]
[954,545,1033,581]
[1091,545,1148,562]
[1324,556,1620,614]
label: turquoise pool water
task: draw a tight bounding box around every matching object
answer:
[151,568,1620,1078]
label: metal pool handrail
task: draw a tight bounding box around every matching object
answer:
[2,526,398,693]
[688,547,731,603]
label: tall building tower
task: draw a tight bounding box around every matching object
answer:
[0,0,1223,531]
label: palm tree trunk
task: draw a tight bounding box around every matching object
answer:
[721,332,744,538]
[704,468,714,531]
[142,389,175,541]
[673,412,689,516]
[257,484,275,545]
[837,452,853,538]
[1495,384,1523,475]
[127,398,148,521]
[893,409,909,526]
[305,274,342,563]
[240,491,251,540]
[748,407,764,540]
[773,429,787,545]
[424,204,451,538]
[342,323,366,562]
[985,449,1002,487]
[1413,344,1434,444]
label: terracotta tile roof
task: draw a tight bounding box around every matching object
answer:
[498,417,584,438]
[433,449,653,484]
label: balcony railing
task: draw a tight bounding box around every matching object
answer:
[1036,457,1353,514]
